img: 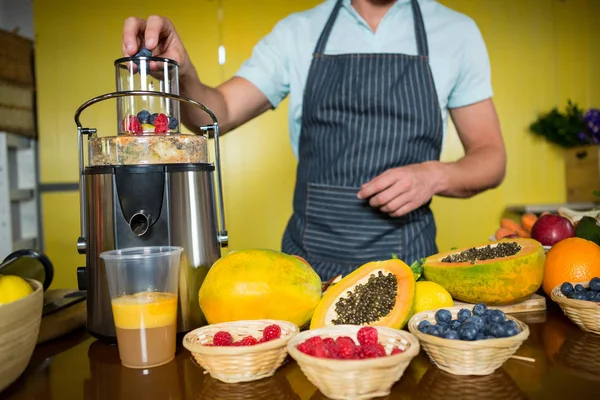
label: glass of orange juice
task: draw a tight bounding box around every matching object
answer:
[100,246,183,369]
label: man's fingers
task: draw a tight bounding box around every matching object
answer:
[357,173,395,200]
[123,17,146,56]
[380,192,411,214]
[145,15,172,51]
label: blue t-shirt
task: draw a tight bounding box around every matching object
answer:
[235,0,493,159]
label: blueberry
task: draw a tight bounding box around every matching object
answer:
[475,332,485,340]
[457,309,471,322]
[465,316,484,332]
[135,47,152,58]
[575,284,585,293]
[560,282,574,297]
[488,310,506,324]
[505,325,520,337]
[137,110,151,124]
[504,320,519,332]
[444,330,459,340]
[149,113,159,125]
[484,335,495,339]
[590,277,600,292]
[572,293,586,300]
[585,290,597,301]
[417,320,431,333]
[458,323,478,341]
[435,309,452,324]
[427,325,444,337]
[450,320,462,330]
[491,323,507,338]
[473,303,487,317]
[436,321,450,333]
[168,116,179,130]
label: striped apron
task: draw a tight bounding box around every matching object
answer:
[282,0,443,281]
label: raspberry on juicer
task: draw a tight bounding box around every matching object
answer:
[154,113,170,133]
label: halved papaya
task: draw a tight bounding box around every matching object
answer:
[309,259,416,329]
[423,238,545,305]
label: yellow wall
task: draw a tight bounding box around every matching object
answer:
[34,0,600,289]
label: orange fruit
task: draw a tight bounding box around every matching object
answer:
[542,237,600,295]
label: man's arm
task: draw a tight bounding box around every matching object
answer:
[428,98,506,198]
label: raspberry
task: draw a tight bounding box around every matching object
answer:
[257,337,269,344]
[391,347,404,355]
[305,336,324,348]
[297,342,315,355]
[212,331,233,346]
[262,324,282,341]
[313,343,330,358]
[325,341,340,359]
[239,336,258,346]
[358,344,386,359]
[335,336,357,359]
[357,326,378,346]
[323,337,335,346]
[122,115,142,134]
[153,113,169,133]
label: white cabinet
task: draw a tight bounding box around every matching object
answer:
[0,131,40,260]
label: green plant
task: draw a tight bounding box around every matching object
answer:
[529,100,590,148]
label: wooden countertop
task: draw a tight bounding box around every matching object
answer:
[2,303,599,399]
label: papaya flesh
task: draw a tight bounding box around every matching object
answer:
[198,249,322,328]
[309,259,416,330]
[423,238,545,305]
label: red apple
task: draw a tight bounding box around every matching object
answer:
[530,214,575,246]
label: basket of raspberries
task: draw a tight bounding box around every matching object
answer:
[182,319,299,383]
[286,325,420,400]
[408,304,530,376]
[551,277,600,335]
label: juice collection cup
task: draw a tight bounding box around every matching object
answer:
[100,246,183,369]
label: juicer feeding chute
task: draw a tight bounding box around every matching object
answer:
[73,54,228,342]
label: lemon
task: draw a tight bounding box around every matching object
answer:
[413,281,454,314]
[0,274,34,305]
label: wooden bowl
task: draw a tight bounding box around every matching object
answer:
[0,279,44,392]
[551,281,600,335]
[408,307,530,376]
[182,319,299,383]
[287,325,420,400]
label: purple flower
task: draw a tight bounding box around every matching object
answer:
[578,131,588,142]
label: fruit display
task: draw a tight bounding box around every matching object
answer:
[204,323,283,346]
[495,215,536,239]
[0,274,34,305]
[541,237,600,296]
[423,238,545,305]
[294,326,404,360]
[198,249,322,328]
[309,259,416,330]
[558,277,600,301]
[417,305,522,341]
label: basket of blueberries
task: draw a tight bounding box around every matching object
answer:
[551,277,600,335]
[407,303,530,376]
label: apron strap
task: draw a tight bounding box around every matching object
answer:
[313,0,344,55]
[411,0,429,57]
[313,0,430,58]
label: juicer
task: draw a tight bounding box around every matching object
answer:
[74,54,228,342]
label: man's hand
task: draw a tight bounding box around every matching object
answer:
[358,98,506,217]
[357,162,441,217]
[122,15,193,78]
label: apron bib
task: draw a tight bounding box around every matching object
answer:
[282,0,443,280]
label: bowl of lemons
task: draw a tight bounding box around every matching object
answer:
[0,274,43,393]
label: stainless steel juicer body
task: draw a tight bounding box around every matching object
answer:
[74,91,228,342]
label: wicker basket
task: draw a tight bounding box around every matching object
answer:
[407,307,530,376]
[551,281,600,335]
[0,279,44,392]
[182,319,299,384]
[286,325,420,400]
